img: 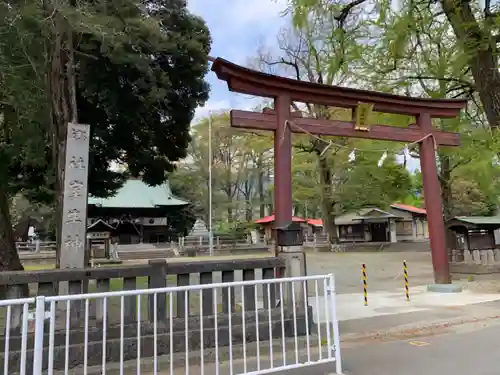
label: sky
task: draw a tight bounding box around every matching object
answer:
[186,0,420,172]
[187,0,289,120]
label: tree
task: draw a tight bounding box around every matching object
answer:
[0,0,211,269]
[256,21,364,244]
[239,133,274,221]
[291,151,322,217]
[170,112,274,226]
[256,18,418,244]
[288,0,500,130]
[337,152,413,212]
[0,2,53,270]
[400,171,424,208]
[287,0,500,219]
[451,178,497,216]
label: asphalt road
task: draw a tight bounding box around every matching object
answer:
[340,318,500,375]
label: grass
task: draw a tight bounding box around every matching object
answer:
[23,264,56,271]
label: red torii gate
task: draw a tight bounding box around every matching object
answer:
[211,57,467,284]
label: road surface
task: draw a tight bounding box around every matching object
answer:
[341,317,500,374]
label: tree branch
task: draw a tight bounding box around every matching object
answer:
[334,0,368,27]
[262,58,301,81]
[402,75,474,88]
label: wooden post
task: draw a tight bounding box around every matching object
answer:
[274,95,292,230]
[418,113,451,284]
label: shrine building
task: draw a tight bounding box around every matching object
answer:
[87,178,189,244]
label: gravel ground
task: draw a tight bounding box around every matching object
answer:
[304,250,435,294]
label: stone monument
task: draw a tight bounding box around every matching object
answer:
[59,123,91,269]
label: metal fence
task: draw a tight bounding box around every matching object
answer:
[15,234,333,254]
[3,275,341,375]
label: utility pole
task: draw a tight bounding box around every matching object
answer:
[208,113,214,256]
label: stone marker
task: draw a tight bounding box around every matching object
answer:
[59,123,91,269]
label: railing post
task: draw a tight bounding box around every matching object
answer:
[327,274,342,374]
[32,296,46,375]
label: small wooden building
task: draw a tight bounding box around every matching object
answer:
[87,219,118,260]
[254,215,307,243]
[447,216,500,276]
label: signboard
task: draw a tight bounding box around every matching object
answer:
[87,232,110,240]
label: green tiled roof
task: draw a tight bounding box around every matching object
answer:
[88,179,188,208]
[453,216,500,225]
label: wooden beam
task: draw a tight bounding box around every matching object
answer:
[230,110,460,146]
[212,58,467,118]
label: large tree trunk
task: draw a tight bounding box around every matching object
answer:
[0,189,23,272]
[439,154,453,219]
[0,188,29,300]
[45,4,79,267]
[317,155,340,244]
[47,27,68,268]
[257,161,265,218]
[227,204,233,222]
[245,195,252,222]
[441,0,500,128]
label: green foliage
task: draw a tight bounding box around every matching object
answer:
[77,0,211,195]
[170,112,274,226]
[285,0,500,220]
[400,172,423,208]
[0,0,211,269]
[1,0,211,200]
[337,153,413,213]
[215,220,257,236]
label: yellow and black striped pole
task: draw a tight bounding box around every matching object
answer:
[403,260,409,301]
[362,263,368,306]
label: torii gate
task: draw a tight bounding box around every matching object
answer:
[210,57,467,284]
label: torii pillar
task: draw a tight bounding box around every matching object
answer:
[211,57,467,284]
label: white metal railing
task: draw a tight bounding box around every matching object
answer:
[2,275,342,375]
[1,296,36,375]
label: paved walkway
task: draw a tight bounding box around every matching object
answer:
[310,285,500,322]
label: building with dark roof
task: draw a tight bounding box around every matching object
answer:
[87,179,189,244]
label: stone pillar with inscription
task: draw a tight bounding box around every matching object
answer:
[59,123,91,269]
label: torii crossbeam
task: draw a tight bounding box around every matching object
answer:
[211,57,467,284]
